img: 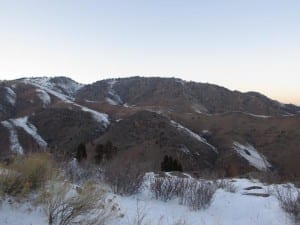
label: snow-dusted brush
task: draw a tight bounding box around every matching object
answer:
[148,173,218,211]
[271,185,300,224]
[39,179,121,225]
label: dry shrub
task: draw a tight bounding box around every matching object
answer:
[184,181,216,210]
[63,158,103,184]
[104,158,145,196]
[214,179,237,193]
[150,177,181,202]
[40,179,120,225]
[150,175,217,210]
[0,153,56,197]
[273,185,300,224]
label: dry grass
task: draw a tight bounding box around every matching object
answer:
[39,179,120,225]
[0,153,57,198]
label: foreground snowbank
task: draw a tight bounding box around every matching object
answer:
[0,178,294,225]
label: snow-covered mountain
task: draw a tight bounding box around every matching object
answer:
[0,76,300,180]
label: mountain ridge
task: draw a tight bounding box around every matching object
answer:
[1,76,300,180]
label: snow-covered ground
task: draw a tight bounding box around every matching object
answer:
[0,176,294,225]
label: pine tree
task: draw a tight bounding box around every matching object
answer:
[161,155,183,172]
[76,143,87,162]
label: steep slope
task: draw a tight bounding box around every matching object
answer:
[0,77,109,157]
[90,111,218,171]
[1,76,300,180]
[169,111,300,179]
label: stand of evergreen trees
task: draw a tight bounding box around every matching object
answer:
[161,155,183,172]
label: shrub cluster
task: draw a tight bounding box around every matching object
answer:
[150,176,217,210]
[40,180,120,225]
[273,186,300,224]
[94,140,118,163]
[0,153,56,197]
[104,158,145,196]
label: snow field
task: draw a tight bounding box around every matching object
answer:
[0,171,295,225]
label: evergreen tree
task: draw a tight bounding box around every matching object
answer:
[75,143,87,162]
[160,155,183,172]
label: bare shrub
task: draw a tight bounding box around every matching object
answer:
[104,158,145,196]
[0,153,56,197]
[273,185,300,224]
[149,175,216,210]
[186,181,216,210]
[150,177,179,202]
[214,179,237,193]
[63,158,103,184]
[40,179,120,225]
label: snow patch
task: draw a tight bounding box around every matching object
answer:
[105,97,119,106]
[192,104,208,114]
[171,120,218,153]
[233,142,271,171]
[106,79,123,106]
[202,130,210,134]
[175,78,186,85]
[180,145,191,155]
[80,106,109,127]
[0,198,46,225]
[1,120,24,154]
[22,77,83,98]
[22,79,110,126]
[4,87,17,106]
[11,116,47,148]
[246,113,271,118]
[36,89,51,106]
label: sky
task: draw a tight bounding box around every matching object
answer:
[0,0,300,105]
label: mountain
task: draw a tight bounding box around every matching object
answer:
[76,77,299,116]
[1,76,300,180]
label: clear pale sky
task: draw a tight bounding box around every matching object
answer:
[0,0,299,105]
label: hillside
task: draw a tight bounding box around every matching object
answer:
[0,76,300,180]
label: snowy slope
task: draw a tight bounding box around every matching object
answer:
[22,77,83,98]
[36,89,51,107]
[4,87,17,106]
[106,79,123,106]
[0,177,293,225]
[233,142,271,171]
[11,116,47,148]
[171,120,218,153]
[21,78,110,127]
[1,120,24,154]
[1,116,47,154]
